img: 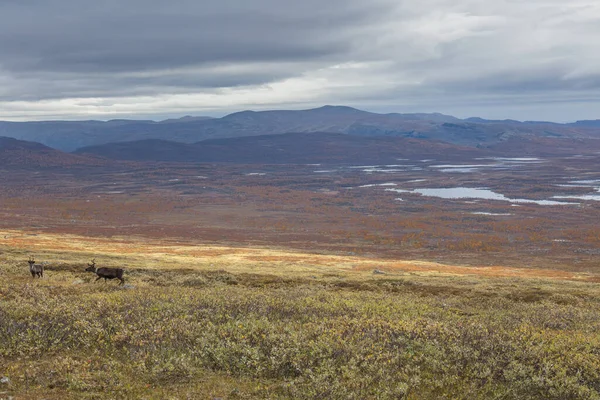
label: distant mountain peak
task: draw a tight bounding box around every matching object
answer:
[466,117,523,124]
[571,119,600,127]
[309,105,366,113]
[159,115,214,124]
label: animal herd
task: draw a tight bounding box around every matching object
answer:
[26,256,125,285]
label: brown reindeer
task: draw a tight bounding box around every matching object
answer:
[85,258,125,285]
[27,256,44,278]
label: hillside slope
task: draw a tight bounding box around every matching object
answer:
[0,136,108,167]
[74,132,485,163]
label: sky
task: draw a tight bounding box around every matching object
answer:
[1,0,600,122]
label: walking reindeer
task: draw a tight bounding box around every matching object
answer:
[27,256,44,278]
[85,258,125,285]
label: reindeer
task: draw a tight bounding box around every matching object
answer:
[85,258,125,285]
[27,256,44,278]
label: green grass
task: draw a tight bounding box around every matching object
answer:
[1,248,600,399]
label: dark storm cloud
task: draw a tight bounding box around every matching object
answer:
[0,0,377,73]
[0,0,388,101]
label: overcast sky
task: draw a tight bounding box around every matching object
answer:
[1,0,599,121]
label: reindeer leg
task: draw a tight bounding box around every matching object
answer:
[95,276,102,282]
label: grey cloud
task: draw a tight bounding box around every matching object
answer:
[0,62,310,101]
[1,0,600,121]
[0,0,392,103]
[0,0,380,73]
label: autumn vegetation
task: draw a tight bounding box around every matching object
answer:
[0,153,599,398]
[1,244,600,399]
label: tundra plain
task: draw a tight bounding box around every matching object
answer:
[1,152,600,399]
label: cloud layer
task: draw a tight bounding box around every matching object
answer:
[1,0,600,121]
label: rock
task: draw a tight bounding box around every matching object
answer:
[0,376,10,384]
[72,279,85,285]
[372,269,386,275]
[121,284,135,290]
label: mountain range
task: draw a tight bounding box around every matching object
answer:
[74,132,484,164]
[2,105,600,152]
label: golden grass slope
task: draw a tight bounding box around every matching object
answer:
[1,230,600,399]
[1,229,598,282]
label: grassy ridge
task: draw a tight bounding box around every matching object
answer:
[1,249,600,399]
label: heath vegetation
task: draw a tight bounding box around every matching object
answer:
[1,245,599,399]
[1,154,599,398]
